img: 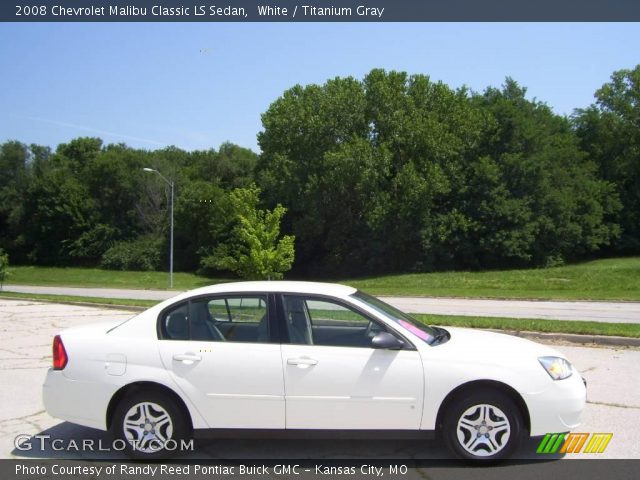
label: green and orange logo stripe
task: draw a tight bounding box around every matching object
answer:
[537,433,612,454]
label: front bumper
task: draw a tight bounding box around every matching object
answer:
[523,371,587,436]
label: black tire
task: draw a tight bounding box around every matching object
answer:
[442,388,523,461]
[112,390,190,459]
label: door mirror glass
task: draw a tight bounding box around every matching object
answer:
[371,332,404,350]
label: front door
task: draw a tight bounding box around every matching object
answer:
[279,295,424,430]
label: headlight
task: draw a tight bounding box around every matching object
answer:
[538,356,573,380]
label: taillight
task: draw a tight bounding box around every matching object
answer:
[52,335,68,370]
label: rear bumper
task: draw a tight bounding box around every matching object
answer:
[523,372,587,436]
[43,369,117,431]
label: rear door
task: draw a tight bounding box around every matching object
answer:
[157,293,285,429]
[279,295,424,430]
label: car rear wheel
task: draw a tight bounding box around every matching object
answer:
[443,389,523,461]
[113,391,190,459]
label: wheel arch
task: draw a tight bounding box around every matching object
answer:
[106,381,193,432]
[435,379,531,435]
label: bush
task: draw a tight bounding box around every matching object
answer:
[100,236,163,271]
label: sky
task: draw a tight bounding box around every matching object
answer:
[1,22,639,153]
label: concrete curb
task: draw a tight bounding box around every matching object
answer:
[493,329,640,348]
[0,295,148,312]
[1,295,639,348]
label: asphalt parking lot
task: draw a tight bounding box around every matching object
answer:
[1,299,638,460]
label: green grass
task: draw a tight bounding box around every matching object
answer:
[414,314,640,338]
[6,266,229,290]
[1,292,638,338]
[348,257,640,301]
[4,256,640,300]
[0,291,156,308]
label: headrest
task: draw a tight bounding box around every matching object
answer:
[166,312,189,340]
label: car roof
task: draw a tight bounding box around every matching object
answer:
[183,281,357,298]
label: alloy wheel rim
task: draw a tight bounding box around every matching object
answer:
[456,403,511,457]
[123,402,173,453]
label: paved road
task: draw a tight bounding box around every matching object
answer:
[384,296,640,323]
[3,284,640,323]
[1,298,638,460]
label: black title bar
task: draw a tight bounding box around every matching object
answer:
[3,0,640,22]
[5,459,640,480]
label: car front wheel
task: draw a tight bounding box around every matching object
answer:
[443,389,523,460]
[113,391,190,459]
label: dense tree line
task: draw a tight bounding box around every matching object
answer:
[257,69,629,275]
[574,67,640,253]
[0,140,257,272]
[0,66,638,277]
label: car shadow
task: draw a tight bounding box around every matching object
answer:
[11,423,127,460]
[11,422,562,462]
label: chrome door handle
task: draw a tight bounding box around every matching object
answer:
[287,357,318,367]
[173,353,202,364]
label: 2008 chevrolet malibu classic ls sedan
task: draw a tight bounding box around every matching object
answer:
[43,281,586,460]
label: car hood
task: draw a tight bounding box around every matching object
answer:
[435,326,565,361]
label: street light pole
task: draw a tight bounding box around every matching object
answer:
[169,179,174,289]
[143,167,174,289]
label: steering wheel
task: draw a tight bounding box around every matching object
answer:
[365,320,383,339]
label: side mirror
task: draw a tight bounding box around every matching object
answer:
[371,332,404,350]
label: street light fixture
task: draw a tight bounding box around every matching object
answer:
[143,167,174,289]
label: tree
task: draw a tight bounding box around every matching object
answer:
[574,65,640,252]
[466,79,620,267]
[201,185,295,280]
[0,141,29,261]
[0,249,8,290]
[173,180,232,271]
[257,71,619,275]
[257,70,486,275]
[18,160,96,265]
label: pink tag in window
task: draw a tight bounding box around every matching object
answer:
[398,319,430,340]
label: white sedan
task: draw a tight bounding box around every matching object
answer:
[43,281,586,460]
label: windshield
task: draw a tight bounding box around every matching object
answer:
[351,291,437,344]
